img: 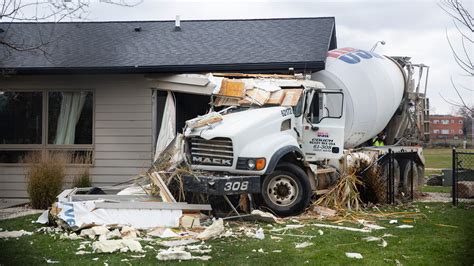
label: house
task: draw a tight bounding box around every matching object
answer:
[429,114,466,143]
[0,17,337,198]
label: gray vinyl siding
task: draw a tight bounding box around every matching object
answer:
[0,75,155,198]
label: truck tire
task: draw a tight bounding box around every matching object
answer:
[375,159,400,203]
[260,163,311,217]
[400,160,418,199]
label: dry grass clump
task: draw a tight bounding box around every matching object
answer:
[314,171,363,212]
[23,152,67,209]
[71,152,92,188]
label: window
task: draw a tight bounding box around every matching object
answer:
[0,90,93,163]
[459,120,463,124]
[450,129,454,134]
[433,129,440,134]
[308,91,343,123]
[459,130,464,134]
[441,120,449,125]
[433,120,439,124]
[0,92,42,144]
[441,129,449,134]
[451,120,454,124]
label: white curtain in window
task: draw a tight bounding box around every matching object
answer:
[54,92,87,144]
[154,91,176,162]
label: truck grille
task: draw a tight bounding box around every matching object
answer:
[188,137,234,167]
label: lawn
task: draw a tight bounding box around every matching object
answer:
[419,185,452,193]
[424,149,454,169]
[1,202,473,265]
[423,148,474,170]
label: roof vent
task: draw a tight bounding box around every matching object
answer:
[174,15,181,31]
[134,27,142,32]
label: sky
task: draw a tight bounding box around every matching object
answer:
[9,0,474,114]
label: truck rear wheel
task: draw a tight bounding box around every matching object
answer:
[260,163,311,217]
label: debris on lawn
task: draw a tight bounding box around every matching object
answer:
[295,242,314,248]
[92,239,143,253]
[345,252,363,259]
[396,225,414,229]
[310,223,371,233]
[250,210,281,223]
[196,219,224,240]
[44,258,60,264]
[0,230,33,239]
[362,236,388,247]
[389,220,398,224]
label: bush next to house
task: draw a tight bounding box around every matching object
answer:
[23,152,67,209]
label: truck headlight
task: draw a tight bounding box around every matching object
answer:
[247,159,256,169]
[237,157,266,170]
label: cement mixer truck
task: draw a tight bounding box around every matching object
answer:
[181,48,430,216]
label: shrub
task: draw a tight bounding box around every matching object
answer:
[71,152,92,188]
[23,152,67,209]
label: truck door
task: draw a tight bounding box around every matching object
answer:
[302,89,345,161]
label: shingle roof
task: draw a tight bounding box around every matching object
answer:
[0,17,336,74]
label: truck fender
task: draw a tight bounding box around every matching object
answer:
[265,146,304,175]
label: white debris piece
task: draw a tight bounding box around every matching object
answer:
[36,210,49,224]
[75,250,91,255]
[45,258,60,264]
[271,224,305,232]
[157,247,192,261]
[258,248,264,253]
[318,230,324,236]
[389,220,398,224]
[0,230,33,239]
[80,226,109,239]
[186,244,212,254]
[121,226,139,239]
[197,218,224,240]
[313,206,337,217]
[272,250,282,253]
[130,254,146,258]
[396,225,414,229]
[362,236,382,242]
[106,229,122,239]
[254,228,265,240]
[362,236,388,247]
[311,223,370,233]
[295,242,314,249]
[92,239,143,253]
[160,239,200,248]
[358,220,386,230]
[250,210,280,223]
[346,252,363,259]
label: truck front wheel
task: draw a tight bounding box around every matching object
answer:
[260,163,311,217]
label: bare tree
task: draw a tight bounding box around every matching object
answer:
[438,0,473,114]
[0,0,142,52]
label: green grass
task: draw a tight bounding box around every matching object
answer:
[424,148,474,170]
[1,203,473,265]
[424,149,454,169]
[419,185,452,193]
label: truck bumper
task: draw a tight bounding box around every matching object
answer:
[183,175,261,195]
